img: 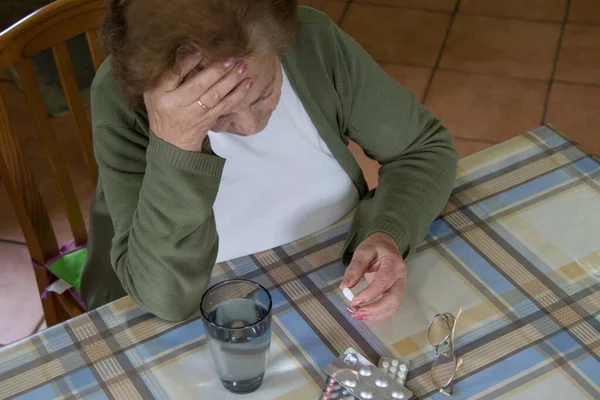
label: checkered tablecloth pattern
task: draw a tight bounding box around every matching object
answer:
[1,126,599,399]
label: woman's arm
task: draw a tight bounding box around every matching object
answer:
[94,123,223,321]
[91,54,253,321]
[330,21,459,262]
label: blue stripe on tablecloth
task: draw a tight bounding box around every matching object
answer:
[429,219,454,240]
[229,256,260,276]
[40,327,74,353]
[575,357,600,386]
[0,327,75,374]
[456,144,542,185]
[128,320,205,362]
[97,303,149,329]
[309,262,345,285]
[0,350,38,375]
[269,288,287,308]
[455,346,548,398]
[477,168,573,215]
[85,394,110,400]
[66,367,97,390]
[510,295,543,319]
[532,126,569,147]
[445,237,516,296]
[574,157,600,175]
[13,383,57,400]
[277,311,335,370]
[453,127,570,187]
[548,331,580,354]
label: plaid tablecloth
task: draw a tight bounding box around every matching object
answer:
[2,126,600,399]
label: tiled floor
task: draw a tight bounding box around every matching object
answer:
[1,0,599,344]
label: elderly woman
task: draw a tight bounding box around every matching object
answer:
[80,0,458,322]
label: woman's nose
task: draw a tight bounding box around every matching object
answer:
[233,112,262,135]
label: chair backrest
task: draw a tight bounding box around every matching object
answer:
[0,0,106,325]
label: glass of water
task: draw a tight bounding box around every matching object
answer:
[200,279,273,394]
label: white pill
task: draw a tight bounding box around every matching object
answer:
[375,378,388,388]
[382,360,390,369]
[392,391,405,399]
[397,377,405,384]
[360,390,373,399]
[344,353,358,365]
[399,363,408,372]
[391,359,399,366]
[389,366,397,374]
[342,288,355,301]
[359,366,372,376]
[343,379,357,388]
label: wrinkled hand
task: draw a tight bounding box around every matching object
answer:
[340,232,407,321]
[144,53,253,152]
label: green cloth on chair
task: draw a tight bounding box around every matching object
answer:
[47,248,88,292]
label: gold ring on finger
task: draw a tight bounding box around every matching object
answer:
[197,99,210,110]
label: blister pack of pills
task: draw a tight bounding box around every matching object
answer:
[378,357,410,386]
[323,348,413,400]
[319,376,359,400]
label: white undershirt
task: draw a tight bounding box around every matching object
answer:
[207,67,359,263]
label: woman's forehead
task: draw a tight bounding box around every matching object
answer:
[244,55,279,83]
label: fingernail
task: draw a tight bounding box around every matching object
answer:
[224,59,234,68]
[237,63,247,74]
[339,280,347,289]
[351,300,362,307]
[354,312,368,320]
[346,306,357,314]
[245,80,253,89]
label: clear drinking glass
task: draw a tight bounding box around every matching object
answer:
[200,279,273,394]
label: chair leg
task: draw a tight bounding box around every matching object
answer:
[52,293,73,323]
[33,268,62,327]
[39,293,62,327]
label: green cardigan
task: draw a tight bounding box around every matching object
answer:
[80,7,458,321]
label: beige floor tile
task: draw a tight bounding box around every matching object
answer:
[341,5,451,66]
[0,242,44,345]
[545,83,600,156]
[299,0,348,23]
[459,0,567,21]
[424,70,548,143]
[440,15,561,79]
[0,181,25,243]
[354,0,457,12]
[568,0,600,24]
[349,141,380,190]
[454,138,495,158]
[380,64,431,100]
[555,24,600,85]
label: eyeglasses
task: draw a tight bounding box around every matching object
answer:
[427,308,463,396]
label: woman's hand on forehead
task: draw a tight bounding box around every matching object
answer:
[143,53,255,151]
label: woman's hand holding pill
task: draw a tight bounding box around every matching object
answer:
[339,232,407,321]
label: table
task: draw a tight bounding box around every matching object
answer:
[2,126,600,400]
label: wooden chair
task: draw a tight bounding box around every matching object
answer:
[0,0,106,327]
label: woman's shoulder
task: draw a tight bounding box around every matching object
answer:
[298,5,335,26]
[292,6,340,54]
[298,6,334,31]
[91,57,146,132]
